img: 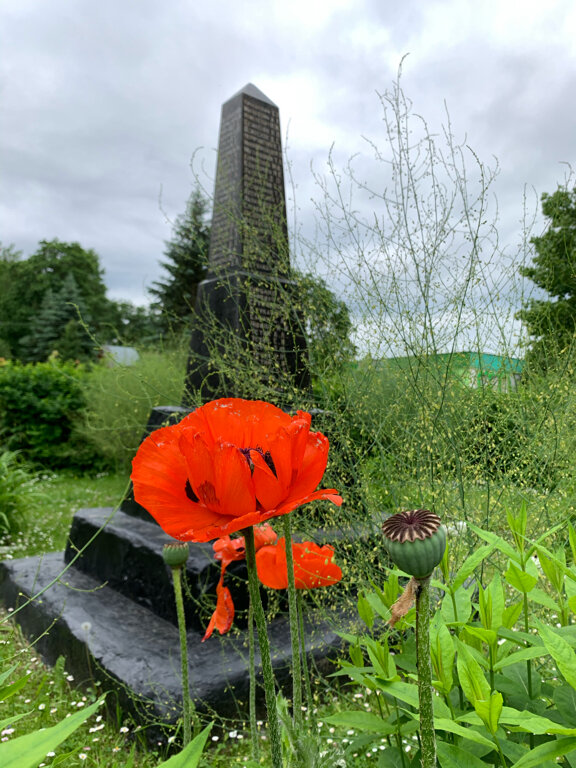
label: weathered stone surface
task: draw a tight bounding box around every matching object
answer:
[0,551,346,729]
[64,508,219,631]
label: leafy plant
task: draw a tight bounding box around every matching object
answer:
[0,451,42,537]
[331,512,576,767]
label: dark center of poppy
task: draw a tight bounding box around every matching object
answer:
[185,479,199,503]
[239,446,277,477]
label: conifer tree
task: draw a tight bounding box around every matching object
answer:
[21,273,93,362]
[149,188,210,334]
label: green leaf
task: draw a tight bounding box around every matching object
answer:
[464,625,498,649]
[376,680,452,719]
[466,523,517,559]
[498,705,576,735]
[538,622,576,690]
[0,695,105,768]
[451,544,495,591]
[433,718,494,748]
[456,639,491,706]
[324,711,394,733]
[554,684,576,725]
[0,674,30,703]
[0,663,19,690]
[493,645,549,671]
[505,559,538,593]
[441,583,473,625]
[474,691,503,735]
[507,503,528,553]
[156,724,212,767]
[536,548,565,593]
[529,588,561,612]
[509,736,576,768]
[502,600,524,629]
[436,741,491,768]
[357,594,375,629]
[430,621,454,694]
[365,637,396,681]
[569,524,576,565]
[0,712,29,731]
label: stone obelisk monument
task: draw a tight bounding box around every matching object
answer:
[184,83,310,403]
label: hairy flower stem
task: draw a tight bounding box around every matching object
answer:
[248,601,260,761]
[244,527,283,768]
[171,565,191,747]
[415,576,436,768]
[297,591,315,728]
[283,515,303,728]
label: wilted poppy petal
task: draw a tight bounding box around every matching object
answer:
[255,543,287,589]
[253,522,278,549]
[202,577,235,641]
[292,542,343,588]
[213,535,246,568]
[256,538,343,590]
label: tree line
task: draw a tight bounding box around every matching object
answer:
[0,187,356,370]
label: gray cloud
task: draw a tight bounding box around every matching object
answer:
[2,0,575,314]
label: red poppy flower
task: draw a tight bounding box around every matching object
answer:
[203,523,278,641]
[255,537,343,590]
[131,398,342,543]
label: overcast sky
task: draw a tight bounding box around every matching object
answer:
[2,0,575,324]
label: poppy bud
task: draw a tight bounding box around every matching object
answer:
[163,541,189,569]
[382,509,446,579]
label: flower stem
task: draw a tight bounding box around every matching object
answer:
[297,590,315,729]
[415,576,436,768]
[283,515,303,728]
[171,565,191,747]
[243,526,283,768]
[248,600,260,761]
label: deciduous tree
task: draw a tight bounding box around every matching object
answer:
[518,185,576,371]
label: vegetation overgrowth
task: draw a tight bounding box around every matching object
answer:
[3,71,576,766]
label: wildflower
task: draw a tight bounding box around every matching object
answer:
[131,398,341,542]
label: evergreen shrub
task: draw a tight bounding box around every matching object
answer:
[0,360,98,469]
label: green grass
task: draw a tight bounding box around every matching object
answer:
[0,471,129,559]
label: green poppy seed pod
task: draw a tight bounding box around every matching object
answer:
[382,509,446,579]
[163,541,189,569]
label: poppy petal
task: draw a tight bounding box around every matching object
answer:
[287,431,331,500]
[179,432,256,519]
[256,538,343,590]
[202,577,235,641]
[131,424,222,539]
[255,543,288,589]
